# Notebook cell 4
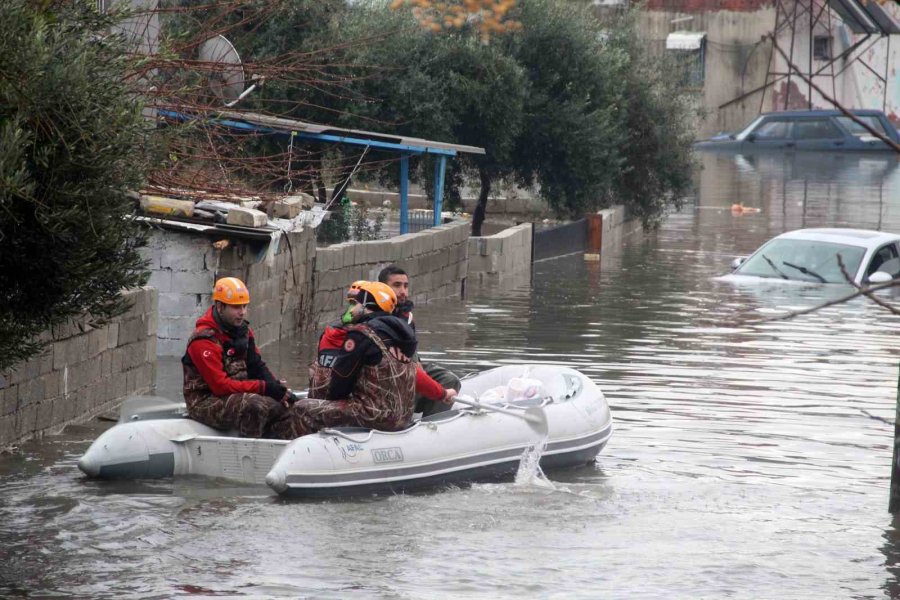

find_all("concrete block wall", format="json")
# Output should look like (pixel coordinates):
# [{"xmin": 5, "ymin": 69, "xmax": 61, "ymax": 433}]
[
  {"xmin": 217, "ymin": 229, "xmax": 317, "ymax": 352},
  {"xmin": 0, "ymin": 287, "xmax": 158, "ymax": 448},
  {"xmin": 467, "ymin": 223, "xmax": 533, "ymax": 285},
  {"xmin": 312, "ymin": 219, "xmax": 470, "ymax": 326},
  {"xmin": 145, "ymin": 228, "xmax": 317, "ymax": 356},
  {"xmin": 596, "ymin": 206, "xmax": 643, "ymax": 253}
]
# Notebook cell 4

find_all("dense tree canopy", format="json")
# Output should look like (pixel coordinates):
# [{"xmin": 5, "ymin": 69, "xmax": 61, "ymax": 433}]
[
  {"xmin": 332, "ymin": 0, "xmax": 697, "ymax": 233},
  {"xmin": 0, "ymin": 1, "xmax": 155, "ymax": 370}
]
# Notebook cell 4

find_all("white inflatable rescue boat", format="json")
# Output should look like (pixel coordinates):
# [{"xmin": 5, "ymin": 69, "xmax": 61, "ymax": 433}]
[{"xmin": 78, "ymin": 364, "xmax": 612, "ymax": 497}]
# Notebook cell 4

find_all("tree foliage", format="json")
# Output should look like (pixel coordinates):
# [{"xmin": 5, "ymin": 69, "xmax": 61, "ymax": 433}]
[
  {"xmin": 502, "ymin": 0, "xmax": 628, "ymax": 223},
  {"xmin": 155, "ymin": 0, "xmax": 696, "ymax": 233},
  {"xmin": 0, "ymin": 1, "xmax": 155, "ymax": 370}
]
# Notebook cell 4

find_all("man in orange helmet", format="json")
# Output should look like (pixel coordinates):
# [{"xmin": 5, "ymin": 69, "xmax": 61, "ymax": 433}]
[
  {"xmin": 182, "ymin": 276, "xmax": 293, "ymax": 438},
  {"xmin": 270, "ymin": 281, "xmax": 418, "ymax": 439}
]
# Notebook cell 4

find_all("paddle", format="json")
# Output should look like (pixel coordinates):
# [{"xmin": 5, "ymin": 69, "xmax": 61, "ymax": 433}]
[{"xmin": 454, "ymin": 395, "xmax": 549, "ymax": 436}]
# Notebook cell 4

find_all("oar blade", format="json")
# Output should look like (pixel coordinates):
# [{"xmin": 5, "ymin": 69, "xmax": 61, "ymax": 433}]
[{"xmin": 524, "ymin": 406, "xmax": 549, "ymax": 436}]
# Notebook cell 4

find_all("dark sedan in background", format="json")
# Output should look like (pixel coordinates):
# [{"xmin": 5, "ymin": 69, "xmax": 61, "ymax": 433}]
[{"xmin": 696, "ymin": 109, "xmax": 900, "ymax": 152}]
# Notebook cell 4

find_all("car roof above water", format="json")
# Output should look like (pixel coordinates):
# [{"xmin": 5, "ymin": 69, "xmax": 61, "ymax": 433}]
[
  {"xmin": 775, "ymin": 227, "xmax": 900, "ymax": 249},
  {"xmin": 757, "ymin": 109, "xmax": 887, "ymax": 119}
]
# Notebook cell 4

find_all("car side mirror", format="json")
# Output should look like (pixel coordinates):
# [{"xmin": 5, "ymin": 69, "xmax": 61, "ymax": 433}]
[
  {"xmin": 731, "ymin": 256, "xmax": 747, "ymax": 270},
  {"xmin": 746, "ymin": 133, "xmax": 757, "ymax": 143},
  {"xmin": 868, "ymin": 271, "xmax": 893, "ymax": 285}
]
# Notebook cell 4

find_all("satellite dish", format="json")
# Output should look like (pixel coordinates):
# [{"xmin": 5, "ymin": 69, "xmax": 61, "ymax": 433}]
[{"xmin": 198, "ymin": 35, "xmax": 245, "ymax": 103}]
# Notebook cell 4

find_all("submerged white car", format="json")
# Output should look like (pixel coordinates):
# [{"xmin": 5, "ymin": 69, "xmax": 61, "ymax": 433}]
[{"xmin": 720, "ymin": 228, "xmax": 900, "ymax": 285}]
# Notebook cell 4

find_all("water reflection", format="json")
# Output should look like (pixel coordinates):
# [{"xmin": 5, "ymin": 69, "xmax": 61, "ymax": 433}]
[{"xmin": 3, "ymin": 148, "xmax": 900, "ymax": 597}]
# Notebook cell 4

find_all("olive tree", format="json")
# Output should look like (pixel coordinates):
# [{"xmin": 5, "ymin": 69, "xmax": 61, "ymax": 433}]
[{"xmin": 0, "ymin": 1, "xmax": 155, "ymax": 371}]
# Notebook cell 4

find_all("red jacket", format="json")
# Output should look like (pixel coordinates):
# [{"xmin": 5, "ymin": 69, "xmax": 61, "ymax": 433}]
[
  {"xmin": 186, "ymin": 307, "xmax": 271, "ymax": 397},
  {"xmin": 317, "ymin": 322, "xmax": 445, "ymax": 401}
]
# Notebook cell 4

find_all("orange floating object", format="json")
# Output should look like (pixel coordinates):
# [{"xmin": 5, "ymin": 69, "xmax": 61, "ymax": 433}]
[{"xmin": 731, "ymin": 203, "xmax": 761, "ymax": 215}]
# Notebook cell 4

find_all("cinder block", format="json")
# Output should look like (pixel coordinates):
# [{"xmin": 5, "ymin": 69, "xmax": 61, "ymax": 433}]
[
  {"xmin": 159, "ymin": 292, "xmax": 203, "ymax": 317},
  {"xmin": 7, "ymin": 357, "xmax": 37, "ymax": 386},
  {"xmin": 147, "ymin": 268, "xmax": 172, "ymax": 294},
  {"xmin": 60, "ymin": 335, "xmax": 89, "ymax": 370},
  {"xmin": 132, "ymin": 364, "xmax": 153, "ymax": 393},
  {"xmin": 68, "ymin": 358, "xmax": 101, "ymax": 392},
  {"xmin": 171, "ymin": 271, "xmax": 213, "ymax": 295},
  {"xmin": 227, "ymin": 206, "xmax": 268, "ymax": 227},
  {"xmin": 0, "ymin": 387, "xmax": 18, "ymax": 417},
  {"xmin": 146, "ymin": 307, "xmax": 158, "ymax": 338},
  {"xmin": 100, "ymin": 352, "xmax": 113, "ymax": 377},
  {"xmin": 158, "ymin": 236, "xmax": 210, "ymax": 272},
  {"xmin": 273, "ymin": 196, "xmax": 304, "ymax": 219},
  {"xmin": 110, "ymin": 346, "xmax": 125, "ymax": 374},
  {"xmin": 105, "ymin": 322, "xmax": 119, "ymax": 350},
  {"xmin": 35, "ymin": 399, "xmax": 55, "ymax": 431},
  {"xmin": 16, "ymin": 401, "xmax": 38, "ymax": 436},
  {"xmin": 467, "ymin": 254, "xmax": 490, "ymax": 275},
  {"xmin": 164, "ymin": 316, "xmax": 197, "ymax": 343},
  {"xmin": 116, "ymin": 317, "xmax": 142, "ymax": 347},
  {"xmin": 0, "ymin": 414, "xmax": 16, "ymax": 448},
  {"xmin": 156, "ymin": 338, "xmax": 185, "ymax": 357},
  {"xmin": 112, "ymin": 371, "xmax": 128, "ymax": 399}
]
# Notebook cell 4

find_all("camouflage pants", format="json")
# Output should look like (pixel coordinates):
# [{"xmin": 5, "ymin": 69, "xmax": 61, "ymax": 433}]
[
  {"xmin": 268, "ymin": 398, "xmax": 361, "ymax": 440},
  {"xmin": 186, "ymin": 393, "xmax": 286, "ymax": 438},
  {"xmin": 414, "ymin": 362, "xmax": 461, "ymax": 417}
]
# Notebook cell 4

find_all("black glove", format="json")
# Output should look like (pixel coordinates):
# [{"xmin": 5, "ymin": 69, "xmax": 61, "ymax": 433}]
[{"xmin": 262, "ymin": 375, "xmax": 287, "ymax": 402}]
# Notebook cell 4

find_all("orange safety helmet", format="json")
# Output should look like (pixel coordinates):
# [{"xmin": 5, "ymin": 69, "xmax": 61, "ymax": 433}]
[
  {"xmin": 346, "ymin": 280, "xmax": 368, "ymax": 299},
  {"xmin": 212, "ymin": 277, "xmax": 250, "ymax": 305},
  {"xmin": 355, "ymin": 281, "xmax": 397, "ymax": 313}
]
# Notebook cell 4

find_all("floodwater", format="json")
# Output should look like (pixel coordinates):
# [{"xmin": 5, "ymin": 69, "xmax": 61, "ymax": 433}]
[{"xmin": 3, "ymin": 150, "xmax": 900, "ymax": 598}]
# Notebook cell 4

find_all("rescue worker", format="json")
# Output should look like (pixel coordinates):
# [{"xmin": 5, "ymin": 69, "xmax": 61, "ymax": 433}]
[
  {"xmin": 378, "ymin": 264, "xmax": 461, "ymax": 416},
  {"xmin": 182, "ymin": 277, "xmax": 292, "ymax": 438},
  {"xmin": 269, "ymin": 281, "xmax": 418, "ymax": 439},
  {"xmin": 310, "ymin": 280, "xmax": 456, "ymax": 408}
]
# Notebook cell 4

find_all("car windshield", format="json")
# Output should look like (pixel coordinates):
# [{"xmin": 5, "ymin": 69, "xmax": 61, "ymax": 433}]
[
  {"xmin": 736, "ymin": 238, "xmax": 866, "ymax": 283},
  {"xmin": 836, "ymin": 116, "xmax": 887, "ymax": 137},
  {"xmin": 736, "ymin": 116, "xmax": 765, "ymax": 140}
]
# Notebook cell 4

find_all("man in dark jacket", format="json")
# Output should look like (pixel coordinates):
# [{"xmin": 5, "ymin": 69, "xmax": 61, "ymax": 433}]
[
  {"xmin": 182, "ymin": 277, "xmax": 292, "ymax": 438},
  {"xmin": 378, "ymin": 265, "xmax": 461, "ymax": 416},
  {"xmin": 269, "ymin": 281, "xmax": 418, "ymax": 439},
  {"xmin": 309, "ymin": 280, "xmax": 456, "ymax": 407}
]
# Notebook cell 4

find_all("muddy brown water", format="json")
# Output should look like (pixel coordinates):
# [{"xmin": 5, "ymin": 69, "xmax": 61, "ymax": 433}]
[{"xmin": 3, "ymin": 150, "xmax": 900, "ymax": 598}]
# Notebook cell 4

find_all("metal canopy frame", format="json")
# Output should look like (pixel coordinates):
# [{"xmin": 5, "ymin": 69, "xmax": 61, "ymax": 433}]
[
  {"xmin": 157, "ymin": 108, "xmax": 485, "ymax": 234},
  {"xmin": 719, "ymin": 0, "xmax": 896, "ymax": 114}
]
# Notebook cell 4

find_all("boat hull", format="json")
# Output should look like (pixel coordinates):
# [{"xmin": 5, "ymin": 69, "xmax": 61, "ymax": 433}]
[
  {"xmin": 78, "ymin": 364, "xmax": 613, "ymax": 497},
  {"xmin": 268, "ymin": 364, "xmax": 612, "ymax": 497}
]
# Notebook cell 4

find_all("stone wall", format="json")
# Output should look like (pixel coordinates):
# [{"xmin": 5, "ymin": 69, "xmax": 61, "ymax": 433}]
[
  {"xmin": 144, "ymin": 228, "xmax": 317, "ymax": 356},
  {"xmin": 0, "ymin": 287, "xmax": 158, "ymax": 448},
  {"xmin": 467, "ymin": 223, "xmax": 533, "ymax": 285},
  {"xmin": 312, "ymin": 220, "xmax": 470, "ymax": 326},
  {"xmin": 467, "ymin": 208, "xmax": 642, "ymax": 284}
]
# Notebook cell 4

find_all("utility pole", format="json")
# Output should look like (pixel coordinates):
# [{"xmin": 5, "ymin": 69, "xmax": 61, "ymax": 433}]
[{"xmin": 889, "ymin": 364, "xmax": 900, "ymax": 512}]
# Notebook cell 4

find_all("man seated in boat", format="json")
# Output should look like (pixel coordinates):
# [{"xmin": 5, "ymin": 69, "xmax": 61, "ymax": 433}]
[
  {"xmin": 182, "ymin": 277, "xmax": 294, "ymax": 438},
  {"xmin": 311, "ymin": 280, "xmax": 457, "ymax": 411},
  {"xmin": 378, "ymin": 265, "xmax": 462, "ymax": 416},
  {"xmin": 268, "ymin": 281, "xmax": 419, "ymax": 439}
]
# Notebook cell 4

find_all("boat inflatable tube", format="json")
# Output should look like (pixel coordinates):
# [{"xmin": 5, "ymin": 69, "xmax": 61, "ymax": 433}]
[{"xmin": 78, "ymin": 365, "xmax": 612, "ymax": 497}]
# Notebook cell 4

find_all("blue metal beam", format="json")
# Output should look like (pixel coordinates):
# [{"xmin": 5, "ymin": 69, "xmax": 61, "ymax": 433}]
[
  {"xmin": 400, "ymin": 156, "xmax": 410, "ymax": 235},
  {"xmin": 157, "ymin": 109, "xmax": 458, "ymax": 156},
  {"xmin": 433, "ymin": 155, "xmax": 447, "ymax": 227},
  {"xmin": 292, "ymin": 131, "xmax": 457, "ymax": 156}
]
